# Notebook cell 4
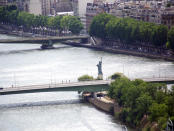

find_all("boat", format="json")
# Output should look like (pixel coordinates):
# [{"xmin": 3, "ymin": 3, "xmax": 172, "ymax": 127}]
[{"xmin": 40, "ymin": 40, "xmax": 54, "ymax": 49}]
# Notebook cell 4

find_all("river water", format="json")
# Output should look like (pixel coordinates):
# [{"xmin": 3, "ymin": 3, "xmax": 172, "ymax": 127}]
[{"xmin": 0, "ymin": 34, "xmax": 174, "ymax": 131}]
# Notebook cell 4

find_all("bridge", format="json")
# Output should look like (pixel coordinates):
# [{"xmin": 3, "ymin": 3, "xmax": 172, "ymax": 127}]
[
  {"xmin": 0, "ymin": 35, "xmax": 89, "ymax": 44},
  {"xmin": 0, "ymin": 80, "xmax": 110, "ymax": 95},
  {"xmin": 140, "ymin": 77, "xmax": 174, "ymax": 84},
  {"xmin": 0, "ymin": 77, "xmax": 174, "ymax": 95}
]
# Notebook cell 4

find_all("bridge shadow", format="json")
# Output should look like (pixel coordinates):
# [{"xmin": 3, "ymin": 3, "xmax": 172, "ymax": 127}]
[
  {"xmin": 0, "ymin": 45, "xmax": 71, "ymax": 56},
  {"xmin": 0, "ymin": 99, "xmax": 84, "ymax": 109}
]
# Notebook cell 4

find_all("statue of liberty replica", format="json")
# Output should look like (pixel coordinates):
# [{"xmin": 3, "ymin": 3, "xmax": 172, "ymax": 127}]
[{"xmin": 97, "ymin": 57, "xmax": 103, "ymax": 80}]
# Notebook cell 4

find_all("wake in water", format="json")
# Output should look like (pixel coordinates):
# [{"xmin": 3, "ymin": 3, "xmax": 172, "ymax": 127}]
[{"xmin": 0, "ymin": 99, "xmax": 84, "ymax": 109}]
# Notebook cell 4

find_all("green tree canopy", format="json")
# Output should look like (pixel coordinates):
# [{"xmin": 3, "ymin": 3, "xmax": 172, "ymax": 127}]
[{"xmin": 168, "ymin": 26, "xmax": 174, "ymax": 50}]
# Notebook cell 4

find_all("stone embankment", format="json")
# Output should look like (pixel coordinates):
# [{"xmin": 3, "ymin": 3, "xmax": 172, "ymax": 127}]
[
  {"xmin": 84, "ymin": 93, "xmax": 161, "ymax": 131},
  {"xmin": 83, "ymin": 92, "xmax": 121, "ymax": 114},
  {"xmin": 63, "ymin": 41, "xmax": 174, "ymax": 62},
  {"xmin": 88, "ymin": 97, "xmax": 114, "ymax": 112}
]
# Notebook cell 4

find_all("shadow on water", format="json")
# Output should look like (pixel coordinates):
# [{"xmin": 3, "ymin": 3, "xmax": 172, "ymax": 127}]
[
  {"xmin": 0, "ymin": 99, "xmax": 84, "ymax": 109},
  {"xmin": 0, "ymin": 46, "xmax": 71, "ymax": 56}
]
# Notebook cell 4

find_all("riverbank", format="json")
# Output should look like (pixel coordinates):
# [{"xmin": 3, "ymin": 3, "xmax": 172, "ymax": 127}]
[
  {"xmin": 63, "ymin": 41, "xmax": 174, "ymax": 62},
  {"xmin": 1, "ymin": 23, "xmax": 174, "ymax": 61},
  {"xmin": 82, "ymin": 92, "xmax": 160, "ymax": 131},
  {"xmin": 82, "ymin": 92, "xmax": 129, "ymax": 130}
]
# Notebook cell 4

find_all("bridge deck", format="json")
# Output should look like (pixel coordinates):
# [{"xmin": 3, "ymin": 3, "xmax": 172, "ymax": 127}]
[
  {"xmin": 141, "ymin": 77, "xmax": 174, "ymax": 83},
  {"xmin": 0, "ymin": 80, "xmax": 110, "ymax": 95},
  {"xmin": 0, "ymin": 35, "xmax": 89, "ymax": 44},
  {"xmin": 0, "ymin": 77, "xmax": 174, "ymax": 95}
]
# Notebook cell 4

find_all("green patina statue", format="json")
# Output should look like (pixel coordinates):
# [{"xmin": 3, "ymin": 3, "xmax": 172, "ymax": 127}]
[{"xmin": 97, "ymin": 57, "xmax": 103, "ymax": 80}]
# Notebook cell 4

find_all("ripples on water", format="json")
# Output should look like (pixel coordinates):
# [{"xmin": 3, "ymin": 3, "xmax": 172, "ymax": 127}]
[
  {"xmin": 0, "ymin": 34, "xmax": 173, "ymax": 131},
  {"xmin": 0, "ymin": 92, "xmax": 125, "ymax": 131},
  {"xmin": 0, "ymin": 41, "xmax": 174, "ymax": 87}
]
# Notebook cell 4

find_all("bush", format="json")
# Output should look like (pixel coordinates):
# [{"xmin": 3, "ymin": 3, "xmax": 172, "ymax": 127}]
[
  {"xmin": 78, "ymin": 74, "xmax": 94, "ymax": 81},
  {"xmin": 109, "ymin": 72, "xmax": 125, "ymax": 80}
]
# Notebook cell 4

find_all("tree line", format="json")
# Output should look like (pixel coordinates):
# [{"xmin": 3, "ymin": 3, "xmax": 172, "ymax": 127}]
[
  {"xmin": 89, "ymin": 13, "xmax": 174, "ymax": 51},
  {"xmin": 108, "ymin": 75, "xmax": 174, "ymax": 130},
  {"xmin": 0, "ymin": 5, "xmax": 83, "ymax": 34}
]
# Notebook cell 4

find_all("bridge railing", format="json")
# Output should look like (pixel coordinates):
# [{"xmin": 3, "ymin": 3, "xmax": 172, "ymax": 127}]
[{"xmin": 1, "ymin": 80, "xmax": 111, "ymax": 90}]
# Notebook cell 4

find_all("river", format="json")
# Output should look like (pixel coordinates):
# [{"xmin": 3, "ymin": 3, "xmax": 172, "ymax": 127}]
[{"xmin": 0, "ymin": 34, "xmax": 174, "ymax": 131}]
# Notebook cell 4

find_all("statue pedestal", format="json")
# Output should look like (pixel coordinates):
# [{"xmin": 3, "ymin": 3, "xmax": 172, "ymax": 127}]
[{"xmin": 97, "ymin": 74, "xmax": 103, "ymax": 80}]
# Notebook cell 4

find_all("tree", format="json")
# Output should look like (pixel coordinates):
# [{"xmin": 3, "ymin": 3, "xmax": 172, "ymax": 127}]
[
  {"xmin": 167, "ymin": 26, "xmax": 174, "ymax": 50},
  {"xmin": 136, "ymin": 93, "xmax": 153, "ymax": 115},
  {"xmin": 78, "ymin": 74, "xmax": 94, "ymax": 81},
  {"xmin": 68, "ymin": 16, "xmax": 83, "ymax": 34},
  {"xmin": 89, "ymin": 13, "xmax": 113, "ymax": 38},
  {"xmin": 47, "ymin": 16, "xmax": 62, "ymax": 29},
  {"xmin": 108, "ymin": 74, "xmax": 171, "ymax": 127},
  {"xmin": 60, "ymin": 16, "xmax": 83, "ymax": 34},
  {"xmin": 109, "ymin": 72, "xmax": 125, "ymax": 80},
  {"xmin": 8, "ymin": 10, "xmax": 19, "ymax": 24},
  {"xmin": 153, "ymin": 25, "xmax": 168, "ymax": 46},
  {"xmin": 149, "ymin": 103, "xmax": 168, "ymax": 121},
  {"xmin": 90, "ymin": 13, "xmax": 169, "ymax": 48}
]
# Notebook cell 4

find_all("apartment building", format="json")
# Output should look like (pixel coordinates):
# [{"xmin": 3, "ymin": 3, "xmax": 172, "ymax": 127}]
[
  {"xmin": 161, "ymin": 7, "xmax": 174, "ymax": 28},
  {"xmin": 0, "ymin": 0, "xmax": 7, "ymax": 6},
  {"xmin": 42, "ymin": 0, "xmax": 51, "ymax": 15},
  {"xmin": 86, "ymin": 3, "xmax": 105, "ymax": 31},
  {"xmin": 16, "ymin": 0, "xmax": 51, "ymax": 16}
]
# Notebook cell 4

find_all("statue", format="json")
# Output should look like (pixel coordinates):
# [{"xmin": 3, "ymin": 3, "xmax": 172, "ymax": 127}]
[
  {"xmin": 97, "ymin": 57, "xmax": 103, "ymax": 80},
  {"xmin": 166, "ymin": 118, "xmax": 173, "ymax": 131}
]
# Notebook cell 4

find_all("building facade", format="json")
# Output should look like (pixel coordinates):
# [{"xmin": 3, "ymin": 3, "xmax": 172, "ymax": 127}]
[
  {"xmin": 161, "ymin": 7, "xmax": 174, "ymax": 28},
  {"xmin": 0, "ymin": 0, "xmax": 7, "ymax": 6},
  {"xmin": 16, "ymin": 0, "xmax": 51, "ymax": 16}
]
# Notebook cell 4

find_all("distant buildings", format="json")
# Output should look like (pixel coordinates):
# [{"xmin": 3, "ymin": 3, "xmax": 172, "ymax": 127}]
[
  {"xmin": 161, "ymin": 7, "xmax": 174, "ymax": 28},
  {"xmin": 86, "ymin": 0, "xmax": 174, "ymax": 31},
  {"xmin": 0, "ymin": 0, "xmax": 7, "ymax": 6},
  {"xmin": 15, "ymin": 0, "xmax": 51, "ymax": 15},
  {"xmin": 9, "ymin": 0, "xmax": 72, "ymax": 16},
  {"xmin": 86, "ymin": 1, "xmax": 114, "ymax": 31},
  {"xmin": 3, "ymin": 0, "xmax": 174, "ymax": 31}
]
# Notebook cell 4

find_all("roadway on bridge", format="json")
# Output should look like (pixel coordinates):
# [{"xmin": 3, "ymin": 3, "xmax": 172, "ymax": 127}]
[
  {"xmin": 0, "ymin": 80, "xmax": 111, "ymax": 95},
  {"xmin": 0, "ymin": 77, "xmax": 174, "ymax": 95}
]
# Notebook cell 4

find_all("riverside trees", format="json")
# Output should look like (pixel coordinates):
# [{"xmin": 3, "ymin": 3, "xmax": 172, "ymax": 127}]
[
  {"xmin": 108, "ymin": 76, "xmax": 174, "ymax": 130},
  {"xmin": 0, "ymin": 5, "xmax": 83, "ymax": 35},
  {"xmin": 90, "ymin": 13, "xmax": 174, "ymax": 51}
]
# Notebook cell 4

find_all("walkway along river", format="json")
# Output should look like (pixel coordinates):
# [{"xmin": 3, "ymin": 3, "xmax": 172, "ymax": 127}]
[{"xmin": 1, "ymin": 34, "xmax": 174, "ymax": 130}]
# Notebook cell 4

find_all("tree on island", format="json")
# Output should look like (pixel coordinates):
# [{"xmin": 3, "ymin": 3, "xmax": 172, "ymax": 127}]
[{"xmin": 108, "ymin": 73, "xmax": 174, "ymax": 130}]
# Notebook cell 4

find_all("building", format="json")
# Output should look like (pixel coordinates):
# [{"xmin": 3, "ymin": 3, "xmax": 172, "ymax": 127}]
[
  {"xmin": 16, "ymin": 0, "xmax": 51, "ymax": 16},
  {"xmin": 0, "ymin": 0, "xmax": 7, "ymax": 6},
  {"xmin": 42, "ymin": 0, "xmax": 51, "ymax": 15},
  {"xmin": 86, "ymin": 1, "xmax": 113, "ymax": 31},
  {"xmin": 161, "ymin": 7, "xmax": 174, "ymax": 28},
  {"xmin": 86, "ymin": 3, "xmax": 103, "ymax": 31}
]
